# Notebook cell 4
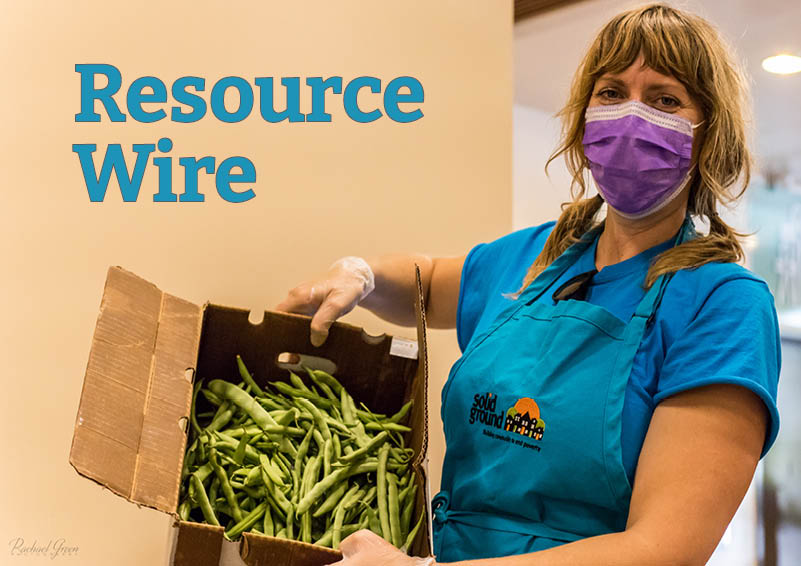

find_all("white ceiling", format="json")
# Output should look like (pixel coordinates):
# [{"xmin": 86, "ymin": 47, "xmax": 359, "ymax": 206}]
[{"xmin": 514, "ymin": 0, "xmax": 801, "ymax": 183}]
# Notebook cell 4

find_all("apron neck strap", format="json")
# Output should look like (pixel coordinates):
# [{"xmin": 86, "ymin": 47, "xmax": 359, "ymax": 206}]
[
  {"xmin": 632, "ymin": 214, "xmax": 697, "ymax": 322},
  {"xmin": 519, "ymin": 214, "xmax": 697, "ymax": 313},
  {"xmin": 520, "ymin": 224, "xmax": 604, "ymax": 304}
]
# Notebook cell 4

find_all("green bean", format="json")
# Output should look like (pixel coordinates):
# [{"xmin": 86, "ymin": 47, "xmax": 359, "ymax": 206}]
[
  {"xmin": 295, "ymin": 463, "xmax": 362, "ymax": 515},
  {"xmin": 245, "ymin": 466, "xmax": 262, "ymax": 487},
  {"xmin": 261, "ymin": 468, "xmax": 291, "ymax": 517},
  {"xmin": 338, "ymin": 431, "xmax": 389, "ymax": 463},
  {"xmin": 178, "ymin": 500, "xmax": 191, "ymax": 521},
  {"xmin": 323, "ymin": 416, "xmax": 352, "ymax": 435},
  {"xmin": 208, "ymin": 380, "xmax": 278, "ymax": 429},
  {"xmin": 209, "ymin": 447, "xmax": 243, "ymax": 523},
  {"xmin": 209, "ymin": 477, "xmax": 220, "ymax": 509},
  {"xmin": 181, "ymin": 439, "xmax": 198, "ymax": 481},
  {"xmin": 194, "ymin": 462, "xmax": 213, "ymax": 483},
  {"xmin": 299, "ymin": 455, "xmax": 319, "ymax": 543},
  {"xmin": 233, "ymin": 430, "xmax": 251, "ymax": 465},
  {"xmin": 388, "ymin": 400, "xmax": 413, "ymax": 424},
  {"xmin": 323, "ymin": 438, "xmax": 332, "ymax": 478},
  {"xmin": 241, "ymin": 496, "xmax": 254, "ymax": 512},
  {"xmin": 306, "ymin": 367, "xmax": 339, "ymax": 403},
  {"xmin": 313, "ymin": 482, "xmax": 348, "ymax": 518},
  {"xmin": 277, "ymin": 435, "xmax": 298, "ymax": 459},
  {"xmin": 376, "ymin": 444, "xmax": 391, "ymax": 541},
  {"xmin": 365, "ymin": 507, "xmax": 382, "ymax": 536},
  {"xmin": 201, "ymin": 389, "xmax": 223, "ymax": 406},
  {"xmin": 207, "ymin": 401, "xmax": 234, "ymax": 432},
  {"xmin": 332, "ymin": 433, "xmax": 342, "ymax": 460},
  {"xmin": 293, "ymin": 426, "xmax": 314, "ymax": 502},
  {"xmin": 236, "ymin": 355, "xmax": 265, "ymax": 397},
  {"xmin": 289, "ymin": 371, "xmax": 312, "ymax": 394},
  {"xmin": 297, "ymin": 398, "xmax": 332, "ymax": 441},
  {"xmin": 399, "ymin": 480, "xmax": 416, "ymax": 511},
  {"xmin": 314, "ymin": 523, "xmax": 361, "ymax": 548},
  {"xmin": 269, "ymin": 409, "xmax": 295, "ymax": 426},
  {"xmin": 404, "ymin": 512, "xmax": 425, "ymax": 551},
  {"xmin": 333, "ymin": 484, "xmax": 361, "ymax": 549},
  {"xmin": 356, "ymin": 486, "xmax": 378, "ymax": 510},
  {"xmin": 400, "ymin": 490, "xmax": 415, "ymax": 540},
  {"xmin": 259, "ymin": 453, "xmax": 286, "ymax": 487},
  {"xmin": 190, "ymin": 379, "xmax": 204, "ymax": 437},
  {"xmin": 211, "ymin": 432, "xmax": 261, "ymax": 465},
  {"xmin": 341, "ymin": 388, "xmax": 355, "ymax": 426},
  {"xmin": 285, "ymin": 504, "xmax": 294, "ymax": 539},
  {"xmin": 257, "ymin": 397, "xmax": 288, "ymax": 411},
  {"xmin": 388, "ymin": 473, "xmax": 402, "ymax": 547},
  {"xmin": 355, "ymin": 401, "xmax": 388, "ymax": 421},
  {"xmin": 310, "ymin": 369, "xmax": 345, "ymax": 396},
  {"xmin": 242, "ymin": 485, "xmax": 267, "ymax": 500},
  {"xmin": 342, "ymin": 486, "xmax": 366, "ymax": 524},
  {"xmin": 275, "ymin": 527, "xmax": 287, "ymax": 539},
  {"xmin": 225, "ymin": 502, "xmax": 267, "ymax": 540},
  {"xmin": 312, "ymin": 428, "xmax": 326, "ymax": 453},
  {"xmin": 364, "ymin": 422, "xmax": 412, "ymax": 433},
  {"xmin": 273, "ymin": 453, "xmax": 292, "ymax": 477},
  {"xmin": 191, "ymin": 473, "xmax": 220, "ymax": 526},
  {"xmin": 226, "ymin": 424, "xmax": 305, "ymax": 438},
  {"xmin": 263, "ymin": 504, "xmax": 274, "ymax": 537}
]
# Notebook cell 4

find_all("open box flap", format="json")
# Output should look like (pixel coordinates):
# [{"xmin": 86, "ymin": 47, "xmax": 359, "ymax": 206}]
[
  {"xmin": 411, "ymin": 263, "xmax": 429, "ymax": 469},
  {"xmin": 69, "ymin": 266, "xmax": 202, "ymax": 514}
]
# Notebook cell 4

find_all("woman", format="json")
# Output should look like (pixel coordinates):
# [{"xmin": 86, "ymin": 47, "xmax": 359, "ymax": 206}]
[{"xmin": 276, "ymin": 4, "xmax": 781, "ymax": 565}]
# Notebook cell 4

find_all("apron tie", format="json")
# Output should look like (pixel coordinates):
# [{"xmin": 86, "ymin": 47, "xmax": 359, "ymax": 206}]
[{"xmin": 432, "ymin": 491, "xmax": 451, "ymax": 525}]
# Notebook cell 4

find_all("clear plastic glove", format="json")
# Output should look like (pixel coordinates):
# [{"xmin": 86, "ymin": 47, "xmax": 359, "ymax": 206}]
[
  {"xmin": 326, "ymin": 529, "xmax": 436, "ymax": 566},
  {"xmin": 274, "ymin": 256, "xmax": 375, "ymax": 347}
]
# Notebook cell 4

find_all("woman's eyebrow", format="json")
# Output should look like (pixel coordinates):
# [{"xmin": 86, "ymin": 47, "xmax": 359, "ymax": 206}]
[
  {"xmin": 643, "ymin": 82, "xmax": 688, "ymax": 95},
  {"xmin": 595, "ymin": 76, "xmax": 627, "ymax": 89}
]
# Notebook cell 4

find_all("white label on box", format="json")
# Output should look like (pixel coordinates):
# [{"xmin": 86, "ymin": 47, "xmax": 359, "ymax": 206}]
[{"xmin": 390, "ymin": 337, "xmax": 418, "ymax": 359}]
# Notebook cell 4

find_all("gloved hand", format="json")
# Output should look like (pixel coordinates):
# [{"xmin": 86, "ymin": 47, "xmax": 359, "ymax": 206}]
[
  {"xmin": 275, "ymin": 256, "xmax": 375, "ymax": 347},
  {"xmin": 327, "ymin": 529, "xmax": 436, "ymax": 566}
]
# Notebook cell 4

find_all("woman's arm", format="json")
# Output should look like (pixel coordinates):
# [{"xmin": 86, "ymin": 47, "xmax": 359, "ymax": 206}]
[
  {"xmin": 448, "ymin": 383, "xmax": 768, "ymax": 566},
  {"xmin": 358, "ymin": 254, "xmax": 465, "ymax": 329},
  {"xmin": 275, "ymin": 254, "xmax": 465, "ymax": 345}
]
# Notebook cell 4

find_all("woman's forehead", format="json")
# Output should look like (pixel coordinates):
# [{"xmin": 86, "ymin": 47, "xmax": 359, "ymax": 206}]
[{"xmin": 596, "ymin": 64, "xmax": 687, "ymax": 91}]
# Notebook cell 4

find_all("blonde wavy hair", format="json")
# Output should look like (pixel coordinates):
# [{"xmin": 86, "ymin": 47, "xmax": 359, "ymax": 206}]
[{"xmin": 513, "ymin": 2, "xmax": 752, "ymax": 296}]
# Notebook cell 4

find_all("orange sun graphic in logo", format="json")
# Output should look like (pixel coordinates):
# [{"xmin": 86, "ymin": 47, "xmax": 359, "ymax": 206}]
[
  {"xmin": 513, "ymin": 397, "xmax": 540, "ymax": 420},
  {"xmin": 505, "ymin": 397, "xmax": 545, "ymax": 440}
]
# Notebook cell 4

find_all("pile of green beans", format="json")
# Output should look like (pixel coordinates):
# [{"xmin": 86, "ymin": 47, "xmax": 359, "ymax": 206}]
[{"xmin": 178, "ymin": 355, "xmax": 425, "ymax": 553}]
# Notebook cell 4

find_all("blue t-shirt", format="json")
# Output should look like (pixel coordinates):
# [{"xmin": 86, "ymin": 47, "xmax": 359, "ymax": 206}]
[{"xmin": 457, "ymin": 221, "xmax": 781, "ymax": 484}]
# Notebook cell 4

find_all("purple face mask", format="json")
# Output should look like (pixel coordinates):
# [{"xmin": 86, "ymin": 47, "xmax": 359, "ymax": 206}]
[{"xmin": 582, "ymin": 100, "xmax": 697, "ymax": 219}]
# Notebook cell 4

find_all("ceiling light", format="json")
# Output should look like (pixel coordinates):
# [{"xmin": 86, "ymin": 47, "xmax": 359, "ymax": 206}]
[{"xmin": 762, "ymin": 54, "xmax": 801, "ymax": 75}]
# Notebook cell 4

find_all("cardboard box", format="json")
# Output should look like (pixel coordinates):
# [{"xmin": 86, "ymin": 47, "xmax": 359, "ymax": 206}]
[{"xmin": 69, "ymin": 266, "xmax": 432, "ymax": 565}]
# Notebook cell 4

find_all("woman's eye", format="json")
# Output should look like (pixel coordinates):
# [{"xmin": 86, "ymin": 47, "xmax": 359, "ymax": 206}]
[
  {"xmin": 657, "ymin": 95, "xmax": 680, "ymax": 108},
  {"xmin": 598, "ymin": 89, "xmax": 620, "ymax": 100}
]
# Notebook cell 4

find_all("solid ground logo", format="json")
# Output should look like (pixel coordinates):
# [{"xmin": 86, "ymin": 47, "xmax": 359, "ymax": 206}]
[
  {"xmin": 504, "ymin": 397, "xmax": 545, "ymax": 441},
  {"xmin": 469, "ymin": 392, "xmax": 546, "ymax": 444}
]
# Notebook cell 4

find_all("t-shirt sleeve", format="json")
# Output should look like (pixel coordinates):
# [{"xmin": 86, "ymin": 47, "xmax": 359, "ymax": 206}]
[
  {"xmin": 456, "ymin": 221, "xmax": 556, "ymax": 353},
  {"xmin": 655, "ymin": 276, "xmax": 781, "ymax": 457},
  {"xmin": 456, "ymin": 241, "xmax": 487, "ymax": 352}
]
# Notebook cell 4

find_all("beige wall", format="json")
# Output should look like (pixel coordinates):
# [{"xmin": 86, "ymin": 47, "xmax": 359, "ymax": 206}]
[{"xmin": 0, "ymin": 2, "xmax": 512, "ymax": 564}]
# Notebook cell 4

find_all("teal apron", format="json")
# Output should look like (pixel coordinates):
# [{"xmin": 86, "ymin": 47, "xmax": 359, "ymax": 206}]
[{"xmin": 432, "ymin": 218, "xmax": 695, "ymax": 562}]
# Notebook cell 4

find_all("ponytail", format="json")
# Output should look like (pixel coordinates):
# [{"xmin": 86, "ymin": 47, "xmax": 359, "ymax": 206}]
[{"xmin": 509, "ymin": 195, "xmax": 604, "ymax": 299}]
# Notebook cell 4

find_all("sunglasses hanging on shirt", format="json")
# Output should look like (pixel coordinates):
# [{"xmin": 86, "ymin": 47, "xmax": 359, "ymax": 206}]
[{"xmin": 551, "ymin": 269, "xmax": 598, "ymax": 302}]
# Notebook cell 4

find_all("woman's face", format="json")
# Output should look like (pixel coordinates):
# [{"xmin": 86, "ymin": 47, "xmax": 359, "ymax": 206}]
[{"xmin": 588, "ymin": 54, "xmax": 703, "ymax": 126}]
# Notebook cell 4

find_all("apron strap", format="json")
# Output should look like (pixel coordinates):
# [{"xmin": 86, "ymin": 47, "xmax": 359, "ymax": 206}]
[
  {"xmin": 632, "ymin": 214, "xmax": 697, "ymax": 323},
  {"xmin": 519, "ymin": 225, "xmax": 604, "ymax": 305}
]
